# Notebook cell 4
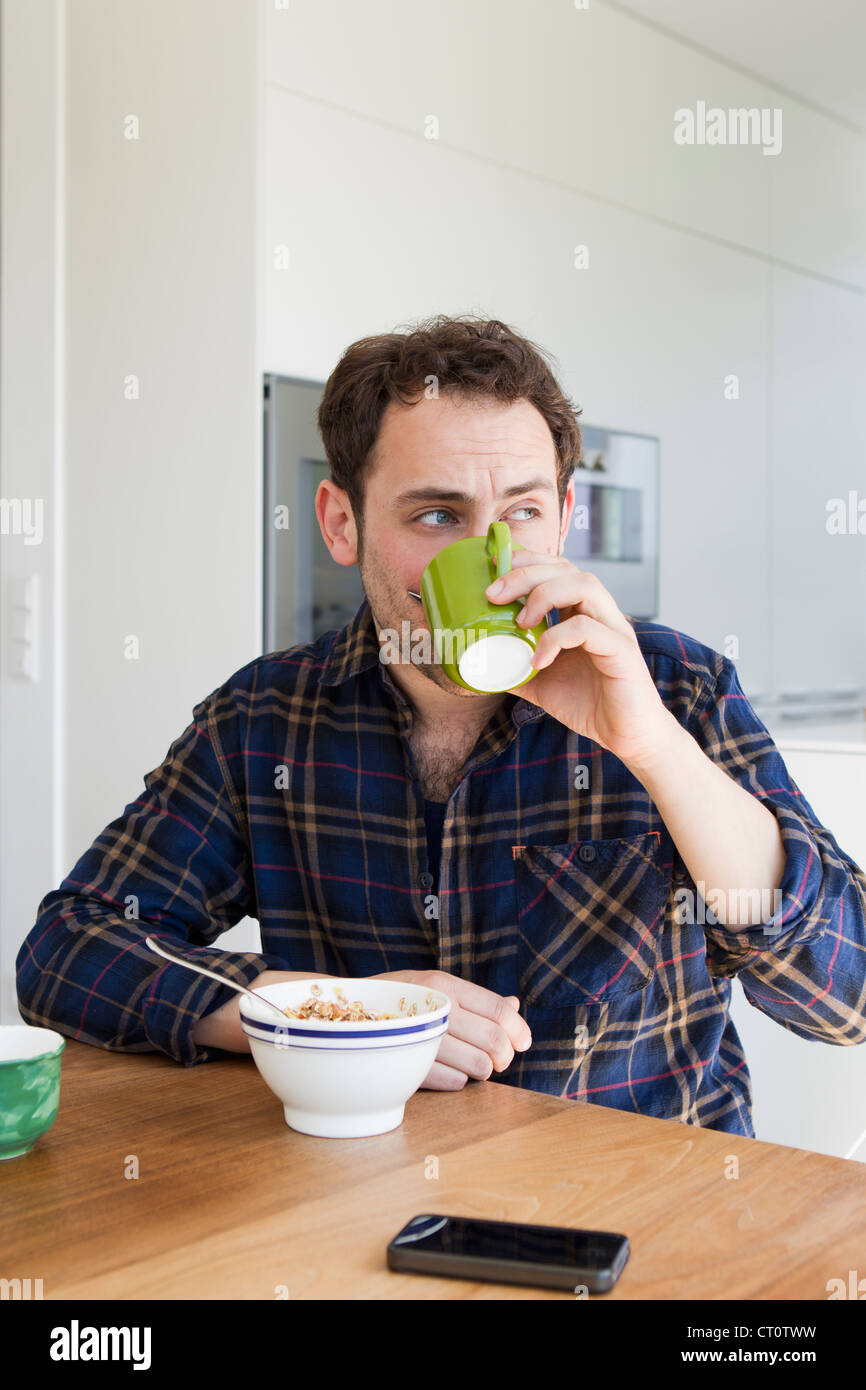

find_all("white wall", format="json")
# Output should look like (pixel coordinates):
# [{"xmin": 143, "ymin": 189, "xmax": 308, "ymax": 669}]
[
  {"xmin": 60, "ymin": 0, "xmax": 262, "ymax": 862},
  {"xmin": 1, "ymin": 0, "xmax": 264, "ymax": 1010},
  {"xmin": 0, "ymin": 0, "xmax": 65, "ymax": 1025}
]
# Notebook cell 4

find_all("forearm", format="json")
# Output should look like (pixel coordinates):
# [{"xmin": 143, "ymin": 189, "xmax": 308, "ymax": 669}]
[
  {"xmin": 628, "ymin": 710, "xmax": 787, "ymax": 925},
  {"xmin": 192, "ymin": 969, "xmax": 333, "ymax": 1052},
  {"xmin": 191, "ymin": 996, "xmax": 254, "ymax": 1053}
]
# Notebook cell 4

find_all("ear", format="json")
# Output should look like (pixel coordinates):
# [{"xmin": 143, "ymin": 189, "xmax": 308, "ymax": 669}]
[
  {"xmin": 315, "ymin": 479, "xmax": 360, "ymax": 566},
  {"xmin": 559, "ymin": 474, "xmax": 576, "ymax": 553}
]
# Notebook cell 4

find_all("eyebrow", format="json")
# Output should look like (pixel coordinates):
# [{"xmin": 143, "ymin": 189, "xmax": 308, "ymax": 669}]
[{"xmin": 391, "ymin": 475, "xmax": 556, "ymax": 508}]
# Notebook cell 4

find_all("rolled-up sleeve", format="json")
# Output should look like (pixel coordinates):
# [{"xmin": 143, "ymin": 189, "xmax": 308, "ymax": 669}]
[
  {"xmin": 16, "ymin": 690, "xmax": 288, "ymax": 1065},
  {"xmin": 684, "ymin": 657, "xmax": 866, "ymax": 1045}
]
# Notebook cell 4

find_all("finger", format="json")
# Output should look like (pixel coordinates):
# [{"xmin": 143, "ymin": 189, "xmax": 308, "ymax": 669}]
[
  {"xmin": 420, "ymin": 1060, "xmax": 469, "ymax": 1091},
  {"xmin": 522, "ymin": 575, "xmax": 632, "ymax": 639},
  {"xmin": 437, "ymin": 1027, "xmax": 512, "ymax": 1079},
  {"xmin": 506, "ymin": 549, "xmax": 563, "ymax": 567},
  {"xmin": 531, "ymin": 612, "xmax": 632, "ymax": 672},
  {"xmin": 486, "ymin": 559, "xmax": 569, "ymax": 603},
  {"xmin": 490, "ymin": 566, "xmax": 631, "ymax": 637},
  {"xmin": 448, "ymin": 1004, "xmax": 528, "ymax": 1066},
  {"xmin": 436, "ymin": 975, "xmax": 531, "ymax": 1050}
]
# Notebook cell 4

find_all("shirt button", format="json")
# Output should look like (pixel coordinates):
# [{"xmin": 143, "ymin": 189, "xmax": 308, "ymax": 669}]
[
  {"xmin": 408, "ymin": 764, "xmax": 419, "ymax": 779},
  {"xmin": 419, "ymin": 872, "xmax": 434, "ymax": 890},
  {"xmin": 578, "ymin": 844, "xmax": 596, "ymax": 863}
]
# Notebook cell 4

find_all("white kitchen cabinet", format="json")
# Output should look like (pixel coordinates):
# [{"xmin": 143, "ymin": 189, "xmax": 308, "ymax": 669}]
[{"xmin": 730, "ymin": 722, "xmax": 866, "ymax": 1161}]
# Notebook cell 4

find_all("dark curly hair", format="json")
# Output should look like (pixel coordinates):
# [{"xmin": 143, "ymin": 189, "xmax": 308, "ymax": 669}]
[{"xmin": 317, "ymin": 313, "xmax": 582, "ymax": 550}]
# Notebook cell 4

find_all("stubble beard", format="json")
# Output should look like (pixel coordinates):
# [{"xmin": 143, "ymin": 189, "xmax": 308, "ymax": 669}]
[{"xmin": 358, "ymin": 543, "xmax": 487, "ymax": 703}]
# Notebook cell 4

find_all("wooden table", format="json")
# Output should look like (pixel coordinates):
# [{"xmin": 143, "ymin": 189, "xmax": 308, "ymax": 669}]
[{"xmin": 2, "ymin": 1039, "xmax": 864, "ymax": 1299}]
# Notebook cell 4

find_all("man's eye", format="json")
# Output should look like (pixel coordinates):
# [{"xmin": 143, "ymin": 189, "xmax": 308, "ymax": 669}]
[{"xmin": 415, "ymin": 506, "xmax": 541, "ymax": 527}]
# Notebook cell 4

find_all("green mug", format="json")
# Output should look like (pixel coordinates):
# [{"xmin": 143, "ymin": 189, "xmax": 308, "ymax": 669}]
[{"xmin": 420, "ymin": 521, "xmax": 551, "ymax": 693}]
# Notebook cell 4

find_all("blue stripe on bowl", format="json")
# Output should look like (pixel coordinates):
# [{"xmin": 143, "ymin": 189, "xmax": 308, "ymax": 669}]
[
  {"xmin": 244, "ymin": 1040, "xmax": 445, "ymax": 1053},
  {"xmin": 242, "ymin": 1015, "xmax": 447, "ymax": 1040},
  {"xmin": 241, "ymin": 1024, "xmax": 448, "ymax": 1051}
]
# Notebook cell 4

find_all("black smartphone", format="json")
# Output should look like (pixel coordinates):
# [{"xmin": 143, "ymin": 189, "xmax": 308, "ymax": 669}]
[{"xmin": 387, "ymin": 1213, "xmax": 630, "ymax": 1294}]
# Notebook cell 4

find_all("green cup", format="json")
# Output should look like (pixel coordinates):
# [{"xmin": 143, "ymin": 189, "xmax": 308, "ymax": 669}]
[
  {"xmin": 420, "ymin": 521, "xmax": 551, "ymax": 692},
  {"xmin": 0, "ymin": 1026, "xmax": 65, "ymax": 1160}
]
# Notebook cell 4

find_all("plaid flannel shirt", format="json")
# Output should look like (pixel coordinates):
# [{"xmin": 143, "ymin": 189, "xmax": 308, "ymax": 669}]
[{"xmin": 17, "ymin": 597, "xmax": 866, "ymax": 1136}]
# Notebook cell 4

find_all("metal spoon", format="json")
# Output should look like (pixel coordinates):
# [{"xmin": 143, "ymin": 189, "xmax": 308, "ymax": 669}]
[{"xmin": 144, "ymin": 935, "xmax": 292, "ymax": 1023}]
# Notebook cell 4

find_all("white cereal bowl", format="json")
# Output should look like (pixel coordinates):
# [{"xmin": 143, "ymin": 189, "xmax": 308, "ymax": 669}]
[{"xmin": 239, "ymin": 978, "xmax": 451, "ymax": 1138}]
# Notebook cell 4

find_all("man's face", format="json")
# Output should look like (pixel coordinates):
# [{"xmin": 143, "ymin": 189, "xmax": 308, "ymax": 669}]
[{"xmin": 352, "ymin": 393, "xmax": 573, "ymax": 699}]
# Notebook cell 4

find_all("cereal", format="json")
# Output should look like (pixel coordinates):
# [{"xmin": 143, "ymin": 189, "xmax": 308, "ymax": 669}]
[
  {"xmin": 283, "ymin": 995, "xmax": 396, "ymax": 1022},
  {"xmin": 281, "ymin": 986, "xmax": 436, "ymax": 1022}
]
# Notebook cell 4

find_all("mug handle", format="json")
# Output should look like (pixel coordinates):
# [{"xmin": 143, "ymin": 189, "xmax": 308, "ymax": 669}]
[{"xmin": 485, "ymin": 521, "xmax": 512, "ymax": 581}]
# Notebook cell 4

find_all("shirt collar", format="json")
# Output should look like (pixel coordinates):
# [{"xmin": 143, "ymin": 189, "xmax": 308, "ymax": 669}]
[
  {"xmin": 318, "ymin": 597, "xmax": 545, "ymax": 728},
  {"xmin": 318, "ymin": 596, "xmax": 382, "ymax": 687}
]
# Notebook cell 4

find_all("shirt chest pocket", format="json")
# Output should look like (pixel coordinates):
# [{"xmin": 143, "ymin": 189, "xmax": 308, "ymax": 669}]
[{"xmin": 514, "ymin": 833, "xmax": 670, "ymax": 1009}]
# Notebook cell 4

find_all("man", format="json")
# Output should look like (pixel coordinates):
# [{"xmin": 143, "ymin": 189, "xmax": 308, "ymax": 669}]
[{"xmin": 18, "ymin": 314, "xmax": 866, "ymax": 1136}]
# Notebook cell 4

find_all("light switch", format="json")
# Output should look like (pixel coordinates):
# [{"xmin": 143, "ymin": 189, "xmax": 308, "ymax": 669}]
[{"xmin": 9, "ymin": 574, "xmax": 39, "ymax": 681}]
